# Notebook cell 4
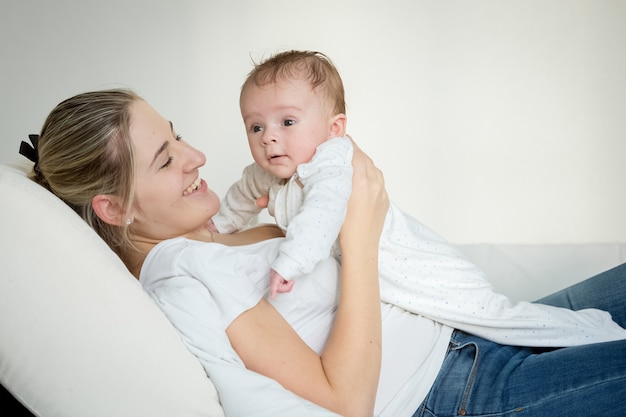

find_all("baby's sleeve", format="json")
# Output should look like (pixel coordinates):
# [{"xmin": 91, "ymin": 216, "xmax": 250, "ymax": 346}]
[
  {"xmin": 273, "ymin": 137, "xmax": 353, "ymax": 280},
  {"xmin": 212, "ymin": 163, "xmax": 278, "ymax": 233}
]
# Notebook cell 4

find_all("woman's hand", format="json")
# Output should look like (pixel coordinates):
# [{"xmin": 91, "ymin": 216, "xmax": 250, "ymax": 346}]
[{"xmin": 340, "ymin": 139, "xmax": 389, "ymax": 252}]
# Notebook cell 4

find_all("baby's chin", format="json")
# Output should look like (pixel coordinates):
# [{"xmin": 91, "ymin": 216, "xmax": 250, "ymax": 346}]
[
  {"xmin": 275, "ymin": 170, "xmax": 297, "ymax": 180},
  {"xmin": 265, "ymin": 164, "xmax": 297, "ymax": 179}
]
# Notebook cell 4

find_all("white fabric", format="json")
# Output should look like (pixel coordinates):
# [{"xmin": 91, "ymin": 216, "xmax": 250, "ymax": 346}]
[
  {"xmin": 457, "ymin": 243, "xmax": 626, "ymax": 303},
  {"xmin": 0, "ymin": 164, "xmax": 224, "ymax": 417},
  {"xmin": 211, "ymin": 137, "xmax": 626, "ymax": 347},
  {"xmin": 376, "ymin": 304, "xmax": 452, "ymax": 417},
  {"xmin": 212, "ymin": 137, "xmax": 352, "ymax": 280},
  {"xmin": 140, "ymin": 237, "xmax": 453, "ymax": 417},
  {"xmin": 140, "ymin": 238, "xmax": 343, "ymax": 417},
  {"xmin": 379, "ymin": 203, "xmax": 626, "ymax": 346},
  {"xmin": 211, "ymin": 161, "xmax": 278, "ymax": 234}
]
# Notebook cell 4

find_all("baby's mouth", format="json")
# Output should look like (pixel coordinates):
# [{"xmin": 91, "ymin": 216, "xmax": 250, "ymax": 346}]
[{"xmin": 183, "ymin": 176, "xmax": 201, "ymax": 196}]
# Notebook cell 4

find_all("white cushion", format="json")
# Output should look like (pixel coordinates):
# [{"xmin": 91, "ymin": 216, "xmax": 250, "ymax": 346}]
[
  {"xmin": 457, "ymin": 243, "xmax": 626, "ymax": 303},
  {"xmin": 0, "ymin": 164, "xmax": 224, "ymax": 417}
]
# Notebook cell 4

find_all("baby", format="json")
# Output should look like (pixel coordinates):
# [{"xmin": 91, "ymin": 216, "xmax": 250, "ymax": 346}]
[
  {"xmin": 210, "ymin": 50, "xmax": 625, "ymax": 347},
  {"xmin": 212, "ymin": 50, "xmax": 350, "ymax": 298}
]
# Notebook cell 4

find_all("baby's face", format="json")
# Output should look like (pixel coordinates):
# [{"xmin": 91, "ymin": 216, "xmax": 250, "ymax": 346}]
[{"xmin": 240, "ymin": 78, "xmax": 334, "ymax": 179}]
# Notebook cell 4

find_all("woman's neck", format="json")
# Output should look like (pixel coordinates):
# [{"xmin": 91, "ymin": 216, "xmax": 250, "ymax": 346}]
[
  {"xmin": 212, "ymin": 224, "xmax": 285, "ymax": 246},
  {"xmin": 125, "ymin": 241, "xmax": 155, "ymax": 279}
]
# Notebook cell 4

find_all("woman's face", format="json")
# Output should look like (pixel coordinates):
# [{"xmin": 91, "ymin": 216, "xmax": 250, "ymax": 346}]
[{"xmin": 128, "ymin": 99, "xmax": 219, "ymax": 241}]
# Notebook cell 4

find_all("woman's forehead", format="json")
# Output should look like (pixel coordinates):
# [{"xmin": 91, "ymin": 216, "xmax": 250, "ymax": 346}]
[{"xmin": 129, "ymin": 101, "xmax": 173, "ymax": 162}]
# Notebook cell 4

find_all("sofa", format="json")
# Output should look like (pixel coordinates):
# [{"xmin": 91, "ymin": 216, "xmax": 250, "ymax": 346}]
[{"xmin": 1, "ymin": 162, "xmax": 624, "ymax": 416}]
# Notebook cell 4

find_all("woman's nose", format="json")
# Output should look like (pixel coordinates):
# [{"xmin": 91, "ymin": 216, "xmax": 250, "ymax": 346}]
[{"xmin": 182, "ymin": 145, "xmax": 206, "ymax": 171}]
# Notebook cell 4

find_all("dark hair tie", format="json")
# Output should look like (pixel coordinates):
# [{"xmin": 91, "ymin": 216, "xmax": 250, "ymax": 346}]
[{"xmin": 19, "ymin": 134, "xmax": 41, "ymax": 173}]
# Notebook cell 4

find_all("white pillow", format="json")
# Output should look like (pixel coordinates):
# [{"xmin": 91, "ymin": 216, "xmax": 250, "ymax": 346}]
[{"xmin": 0, "ymin": 164, "xmax": 224, "ymax": 417}]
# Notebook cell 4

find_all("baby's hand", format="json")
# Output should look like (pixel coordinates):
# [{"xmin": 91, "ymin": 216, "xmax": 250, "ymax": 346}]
[
  {"xmin": 256, "ymin": 194, "xmax": 269, "ymax": 208},
  {"xmin": 269, "ymin": 269, "xmax": 295, "ymax": 298}
]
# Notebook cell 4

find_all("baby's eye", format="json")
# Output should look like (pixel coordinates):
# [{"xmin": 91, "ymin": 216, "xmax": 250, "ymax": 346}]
[
  {"xmin": 175, "ymin": 134, "xmax": 182, "ymax": 141},
  {"xmin": 283, "ymin": 119, "xmax": 295, "ymax": 127},
  {"xmin": 252, "ymin": 125, "xmax": 263, "ymax": 133}
]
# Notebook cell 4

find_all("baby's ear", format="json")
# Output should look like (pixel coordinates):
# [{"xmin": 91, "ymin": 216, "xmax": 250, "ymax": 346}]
[
  {"xmin": 92, "ymin": 194, "xmax": 126, "ymax": 226},
  {"xmin": 329, "ymin": 113, "xmax": 347, "ymax": 138}
]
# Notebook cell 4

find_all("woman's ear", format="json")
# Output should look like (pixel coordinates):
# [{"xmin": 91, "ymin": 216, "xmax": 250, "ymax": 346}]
[
  {"xmin": 329, "ymin": 113, "xmax": 347, "ymax": 138},
  {"xmin": 92, "ymin": 194, "xmax": 126, "ymax": 226}
]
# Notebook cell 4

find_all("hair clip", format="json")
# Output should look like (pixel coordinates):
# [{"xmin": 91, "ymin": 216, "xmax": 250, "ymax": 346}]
[{"xmin": 19, "ymin": 134, "xmax": 40, "ymax": 164}]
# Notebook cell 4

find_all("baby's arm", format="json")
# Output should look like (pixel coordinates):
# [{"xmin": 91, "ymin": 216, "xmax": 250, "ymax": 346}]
[
  {"xmin": 211, "ymin": 163, "xmax": 278, "ymax": 233},
  {"xmin": 272, "ymin": 137, "xmax": 354, "ymax": 281}
]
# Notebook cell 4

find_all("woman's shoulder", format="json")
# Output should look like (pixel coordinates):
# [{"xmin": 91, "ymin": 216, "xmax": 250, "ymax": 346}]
[
  {"xmin": 139, "ymin": 237, "xmax": 202, "ymax": 286},
  {"xmin": 140, "ymin": 237, "xmax": 281, "ymax": 290},
  {"xmin": 143, "ymin": 237, "xmax": 205, "ymax": 268},
  {"xmin": 144, "ymin": 236, "xmax": 277, "ymax": 266}
]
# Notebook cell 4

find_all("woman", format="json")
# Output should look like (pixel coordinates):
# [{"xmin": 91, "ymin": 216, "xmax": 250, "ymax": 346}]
[{"xmin": 21, "ymin": 88, "xmax": 626, "ymax": 417}]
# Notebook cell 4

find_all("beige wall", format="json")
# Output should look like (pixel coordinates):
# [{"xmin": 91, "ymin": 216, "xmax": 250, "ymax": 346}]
[{"xmin": 2, "ymin": 0, "xmax": 624, "ymax": 244}]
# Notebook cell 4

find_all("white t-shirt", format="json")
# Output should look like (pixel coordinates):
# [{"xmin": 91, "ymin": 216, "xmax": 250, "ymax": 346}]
[{"xmin": 140, "ymin": 237, "xmax": 452, "ymax": 417}]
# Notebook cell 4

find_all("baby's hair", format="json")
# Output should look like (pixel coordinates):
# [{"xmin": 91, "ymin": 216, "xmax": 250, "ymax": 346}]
[{"xmin": 242, "ymin": 50, "xmax": 346, "ymax": 115}]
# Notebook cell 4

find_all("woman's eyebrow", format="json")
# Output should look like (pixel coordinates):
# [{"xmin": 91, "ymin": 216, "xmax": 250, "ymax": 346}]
[
  {"xmin": 149, "ymin": 121, "xmax": 175, "ymax": 168},
  {"xmin": 150, "ymin": 141, "xmax": 169, "ymax": 168}
]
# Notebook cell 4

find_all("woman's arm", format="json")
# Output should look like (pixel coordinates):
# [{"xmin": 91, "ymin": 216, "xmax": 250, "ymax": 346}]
[{"xmin": 227, "ymin": 141, "xmax": 388, "ymax": 417}]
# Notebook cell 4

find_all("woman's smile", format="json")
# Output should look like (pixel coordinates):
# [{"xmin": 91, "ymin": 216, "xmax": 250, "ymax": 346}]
[{"xmin": 183, "ymin": 175, "xmax": 202, "ymax": 196}]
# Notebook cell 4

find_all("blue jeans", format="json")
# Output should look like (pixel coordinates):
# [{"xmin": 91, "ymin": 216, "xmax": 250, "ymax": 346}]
[{"xmin": 413, "ymin": 263, "xmax": 626, "ymax": 417}]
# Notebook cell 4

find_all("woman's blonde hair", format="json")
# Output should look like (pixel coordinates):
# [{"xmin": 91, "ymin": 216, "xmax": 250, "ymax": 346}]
[
  {"xmin": 241, "ymin": 50, "xmax": 346, "ymax": 115},
  {"xmin": 31, "ymin": 88, "xmax": 140, "ymax": 267}
]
